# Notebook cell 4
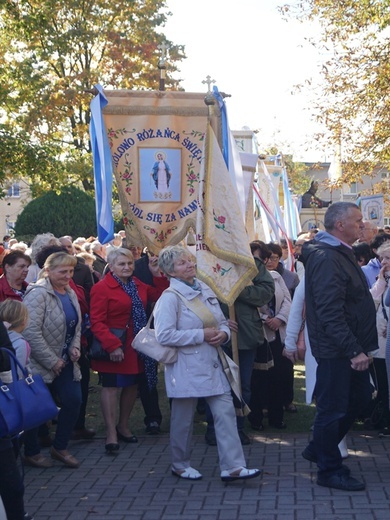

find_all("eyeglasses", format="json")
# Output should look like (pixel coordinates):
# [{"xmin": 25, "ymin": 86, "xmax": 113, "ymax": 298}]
[{"xmin": 267, "ymin": 255, "xmax": 280, "ymax": 262}]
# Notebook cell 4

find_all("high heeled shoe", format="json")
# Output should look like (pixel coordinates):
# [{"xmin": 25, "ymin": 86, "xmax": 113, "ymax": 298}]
[
  {"xmin": 105, "ymin": 442, "xmax": 120, "ymax": 453},
  {"xmin": 116, "ymin": 426, "xmax": 138, "ymax": 443}
]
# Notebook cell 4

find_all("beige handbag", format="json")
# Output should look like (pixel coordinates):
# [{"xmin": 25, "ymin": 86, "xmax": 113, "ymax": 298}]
[{"xmin": 132, "ymin": 308, "xmax": 178, "ymax": 364}]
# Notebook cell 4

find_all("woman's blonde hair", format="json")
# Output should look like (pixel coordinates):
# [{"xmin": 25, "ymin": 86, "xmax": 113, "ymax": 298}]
[
  {"xmin": 44, "ymin": 251, "xmax": 77, "ymax": 271},
  {"xmin": 77, "ymin": 252, "xmax": 96, "ymax": 263},
  {"xmin": 0, "ymin": 299, "xmax": 29, "ymax": 331}
]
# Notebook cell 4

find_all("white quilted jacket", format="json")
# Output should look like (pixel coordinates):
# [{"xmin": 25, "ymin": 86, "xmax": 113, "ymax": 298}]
[{"xmin": 23, "ymin": 277, "xmax": 82, "ymax": 383}]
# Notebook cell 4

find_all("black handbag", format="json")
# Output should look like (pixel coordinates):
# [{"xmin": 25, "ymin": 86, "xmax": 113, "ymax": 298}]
[
  {"xmin": 89, "ymin": 327, "xmax": 128, "ymax": 361},
  {"xmin": 0, "ymin": 348, "xmax": 58, "ymax": 438}
]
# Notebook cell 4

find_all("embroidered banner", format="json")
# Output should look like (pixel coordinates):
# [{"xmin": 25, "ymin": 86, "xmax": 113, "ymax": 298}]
[
  {"xmin": 360, "ymin": 194, "xmax": 384, "ymax": 227},
  {"xmin": 101, "ymin": 90, "xmax": 210, "ymax": 252},
  {"xmin": 196, "ymin": 122, "xmax": 258, "ymax": 307}
]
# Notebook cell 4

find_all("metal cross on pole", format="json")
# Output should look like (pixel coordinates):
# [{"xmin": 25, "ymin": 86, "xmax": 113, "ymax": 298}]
[
  {"xmin": 157, "ymin": 42, "xmax": 168, "ymax": 91},
  {"xmin": 202, "ymin": 75, "xmax": 216, "ymax": 92}
]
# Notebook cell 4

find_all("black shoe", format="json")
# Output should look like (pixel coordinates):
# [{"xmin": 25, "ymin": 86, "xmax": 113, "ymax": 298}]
[
  {"xmin": 105, "ymin": 442, "xmax": 120, "ymax": 453},
  {"xmin": 250, "ymin": 422, "xmax": 264, "ymax": 432},
  {"xmin": 116, "ymin": 427, "xmax": 138, "ymax": 443},
  {"xmin": 238, "ymin": 430, "xmax": 251, "ymax": 445},
  {"xmin": 24, "ymin": 513, "xmax": 34, "ymax": 520},
  {"xmin": 302, "ymin": 446, "xmax": 351, "ymax": 475},
  {"xmin": 302, "ymin": 446, "xmax": 317, "ymax": 463},
  {"xmin": 205, "ymin": 430, "xmax": 217, "ymax": 446},
  {"xmin": 378, "ymin": 427, "xmax": 390, "ymax": 437},
  {"xmin": 72, "ymin": 427, "xmax": 96, "ymax": 440},
  {"xmin": 317, "ymin": 473, "xmax": 365, "ymax": 491},
  {"xmin": 145, "ymin": 421, "xmax": 161, "ymax": 435},
  {"xmin": 269, "ymin": 421, "xmax": 287, "ymax": 429}
]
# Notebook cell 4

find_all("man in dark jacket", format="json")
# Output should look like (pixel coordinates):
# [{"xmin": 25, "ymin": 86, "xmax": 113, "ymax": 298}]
[{"xmin": 302, "ymin": 202, "xmax": 378, "ymax": 491}]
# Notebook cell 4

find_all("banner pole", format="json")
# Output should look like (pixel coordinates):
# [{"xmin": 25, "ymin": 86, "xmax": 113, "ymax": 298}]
[{"xmin": 228, "ymin": 305, "xmax": 241, "ymax": 383}]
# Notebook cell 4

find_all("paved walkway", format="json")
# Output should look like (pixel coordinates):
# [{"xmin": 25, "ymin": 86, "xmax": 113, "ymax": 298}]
[{"xmin": 22, "ymin": 431, "xmax": 390, "ymax": 520}]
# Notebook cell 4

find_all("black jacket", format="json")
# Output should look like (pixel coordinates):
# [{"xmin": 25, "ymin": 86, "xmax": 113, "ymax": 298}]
[{"xmin": 302, "ymin": 232, "xmax": 377, "ymax": 359}]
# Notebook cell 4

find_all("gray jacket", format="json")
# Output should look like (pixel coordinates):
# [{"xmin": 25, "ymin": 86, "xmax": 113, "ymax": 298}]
[
  {"xmin": 23, "ymin": 277, "xmax": 81, "ymax": 383},
  {"xmin": 154, "ymin": 278, "xmax": 231, "ymax": 398}
]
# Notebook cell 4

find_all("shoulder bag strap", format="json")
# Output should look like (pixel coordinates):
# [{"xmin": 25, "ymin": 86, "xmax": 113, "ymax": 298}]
[{"xmin": 165, "ymin": 288, "xmax": 218, "ymax": 328}]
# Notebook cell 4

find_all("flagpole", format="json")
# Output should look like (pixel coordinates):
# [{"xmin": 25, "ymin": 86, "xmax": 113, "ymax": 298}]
[{"xmin": 228, "ymin": 306, "xmax": 240, "ymax": 369}]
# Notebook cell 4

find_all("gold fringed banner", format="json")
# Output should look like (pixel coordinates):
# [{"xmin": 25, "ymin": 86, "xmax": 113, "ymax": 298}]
[
  {"xmin": 196, "ymin": 123, "xmax": 258, "ymax": 307},
  {"xmin": 101, "ymin": 90, "xmax": 210, "ymax": 252}
]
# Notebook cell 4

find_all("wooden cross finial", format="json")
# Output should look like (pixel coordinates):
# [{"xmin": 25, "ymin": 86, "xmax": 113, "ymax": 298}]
[
  {"xmin": 157, "ymin": 42, "xmax": 168, "ymax": 91},
  {"xmin": 202, "ymin": 75, "xmax": 216, "ymax": 92}
]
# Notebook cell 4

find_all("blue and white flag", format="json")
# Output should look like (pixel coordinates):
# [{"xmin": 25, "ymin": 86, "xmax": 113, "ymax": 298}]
[
  {"xmin": 212, "ymin": 86, "xmax": 246, "ymax": 220},
  {"xmin": 90, "ymin": 84, "xmax": 114, "ymax": 244}
]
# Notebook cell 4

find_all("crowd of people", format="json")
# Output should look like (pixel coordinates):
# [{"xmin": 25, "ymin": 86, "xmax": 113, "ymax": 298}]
[{"xmin": 2, "ymin": 202, "xmax": 390, "ymax": 517}]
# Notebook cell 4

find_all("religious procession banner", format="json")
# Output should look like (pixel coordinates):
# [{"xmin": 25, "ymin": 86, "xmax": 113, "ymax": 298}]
[
  {"xmin": 93, "ymin": 87, "xmax": 211, "ymax": 251},
  {"xmin": 360, "ymin": 194, "xmax": 384, "ymax": 227},
  {"xmin": 196, "ymin": 122, "xmax": 258, "ymax": 307}
]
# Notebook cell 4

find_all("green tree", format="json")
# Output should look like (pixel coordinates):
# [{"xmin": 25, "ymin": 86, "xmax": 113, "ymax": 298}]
[
  {"xmin": 0, "ymin": 0, "xmax": 185, "ymax": 191},
  {"xmin": 282, "ymin": 0, "xmax": 390, "ymax": 183},
  {"xmin": 284, "ymin": 156, "xmax": 311, "ymax": 195},
  {"xmin": 0, "ymin": 124, "xmax": 65, "ymax": 196},
  {"xmin": 14, "ymin": 185, "xmax": 97, "ymax": 238}
]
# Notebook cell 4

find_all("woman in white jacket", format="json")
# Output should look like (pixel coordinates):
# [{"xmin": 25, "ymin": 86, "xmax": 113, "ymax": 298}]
[
  {"xmin": 367, "ymin": 241, "xmax": 390, "ymax": 433},
  {"xmin": 154, "ymin": 246, "xmax": 261, "ymax": 483}
]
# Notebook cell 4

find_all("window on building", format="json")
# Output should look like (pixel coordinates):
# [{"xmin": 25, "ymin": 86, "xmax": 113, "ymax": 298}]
[
  {"xmin": 6, "ymin": 183, "xmax": 20, "ymax": 197},
  {"xmin": 349, "ymin": 182, "xmax": 358, "ymax": 194}
]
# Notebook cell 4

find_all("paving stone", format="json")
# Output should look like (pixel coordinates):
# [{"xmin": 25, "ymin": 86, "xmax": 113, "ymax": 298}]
[{"xmin": 21, "ymin": 432, "xmax": 390, "ymax": 519}]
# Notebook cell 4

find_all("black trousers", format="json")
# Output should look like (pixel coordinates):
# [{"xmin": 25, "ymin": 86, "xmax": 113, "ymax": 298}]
[
  {"xmin": 138, "ymin": 373, "xmax": 162, "ymax": 426},
  {"xmin": 0, "ymin": 445, "xmax": 25, "ymax": 520},
  {"xmin": 74, "ymin": 350, "xmax": 91, "ymax": 430},
  {"xmin": 250, "ymin": 334, "xmax": 287, "ymax": 426}
]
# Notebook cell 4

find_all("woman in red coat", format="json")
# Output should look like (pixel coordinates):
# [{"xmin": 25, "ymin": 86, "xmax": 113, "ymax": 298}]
[
  {"xmin": 90, "ymin": 247, "xmax": 168, "ymax": 453},
  {"xmin": 0, "ymin": 250, "xmax": 31, "ymax": 301}
]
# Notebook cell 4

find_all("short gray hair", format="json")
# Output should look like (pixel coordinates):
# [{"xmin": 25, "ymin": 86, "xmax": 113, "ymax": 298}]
[
  {"xmin": 324, "ymin": 202, "xmax": 359, "ymax": 231},
  {"xmin": 107, "ymin": 247, "xmax": 133, "ymax": 265},
  {"xmin": 377, "ymin": 241, "xmax": 390, "ymax": 257},
  {"xmin": 158, "ymin": 245, "xmax": 190, "ymax": 277},
  {"xmin": 30, "ymin": 233, "xmax": 61, "ymax": 261},
  {"xmin": 91, "ymin": 240, "xmax": 103, "ymax": 253}
]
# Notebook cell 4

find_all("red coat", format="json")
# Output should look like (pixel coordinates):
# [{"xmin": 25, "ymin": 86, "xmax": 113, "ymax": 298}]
[
  {"xmin": 90, "ymin": 272, "xmax": 168, "ymax": 374},
  {"xmin": 0, "ymin": 275, "xmax": 28, "ymax": 302}
]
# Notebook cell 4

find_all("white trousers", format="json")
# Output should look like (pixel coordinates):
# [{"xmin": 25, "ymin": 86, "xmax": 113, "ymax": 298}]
[{"xmin": 170, "ymin": 392, "xmax": 246, "ymax": 472}]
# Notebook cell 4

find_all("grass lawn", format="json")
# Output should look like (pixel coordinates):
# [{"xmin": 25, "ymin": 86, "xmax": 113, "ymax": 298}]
[{"xmin": 84, "ymin": 361, "xmax": 318, "ymax": 437}]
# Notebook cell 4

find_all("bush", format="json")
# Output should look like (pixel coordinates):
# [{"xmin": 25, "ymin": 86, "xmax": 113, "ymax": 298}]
[{"xmin": 14, "ymin": 186, "xmax": 97, "ymax": 238}]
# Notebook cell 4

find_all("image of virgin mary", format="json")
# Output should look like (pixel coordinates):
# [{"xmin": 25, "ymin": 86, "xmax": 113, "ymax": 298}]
[{"xmin": 151, "ymin": 151, "xmax": 172, "ymax": 199}]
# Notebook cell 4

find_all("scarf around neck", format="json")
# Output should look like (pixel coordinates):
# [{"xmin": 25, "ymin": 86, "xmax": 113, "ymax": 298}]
[{"xmin": 113, "ymin": 273, "xmax": 158, "ymax": 389}]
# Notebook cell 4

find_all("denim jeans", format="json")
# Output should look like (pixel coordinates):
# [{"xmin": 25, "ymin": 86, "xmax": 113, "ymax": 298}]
[
  {"xmin": 312, "ymin": 358, "xmax": 372, "ymax": 478},
  {"xmin": 24, "ymin": 362, "xmax": 82, "ymax": 455},
  {"xmin": 206, "ymin": 348, "xmax": 256, "ymax": 432}
]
